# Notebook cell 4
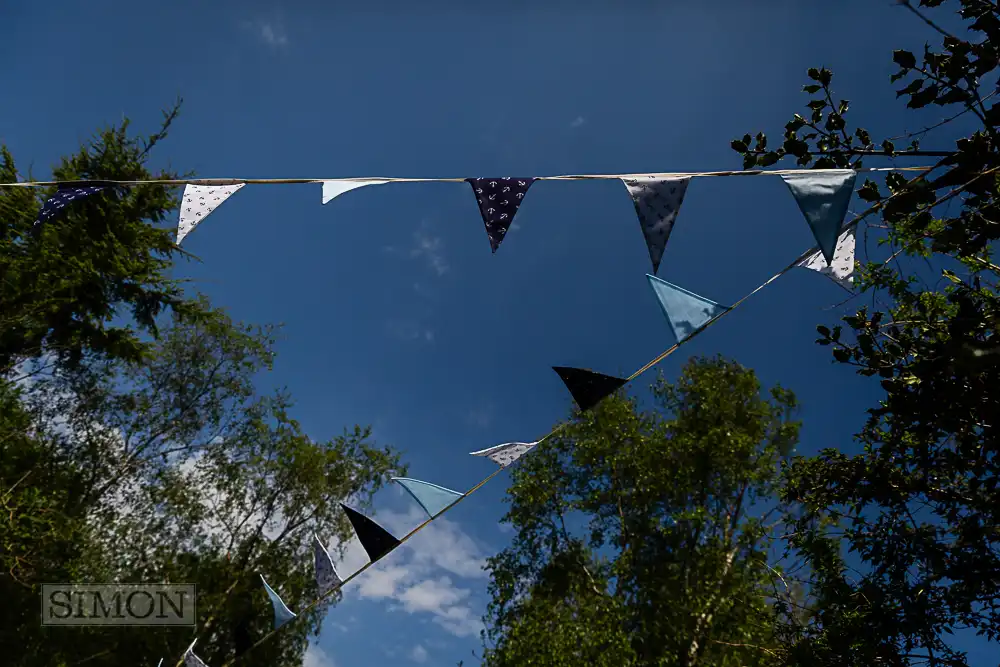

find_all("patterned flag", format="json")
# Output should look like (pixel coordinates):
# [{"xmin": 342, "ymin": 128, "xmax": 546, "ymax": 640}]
[
  {"xmin": 392, "ymin": 477, "xmax": 463, "ymax": 518},
  {"xmin": 34, "ymin": 185, "xmax": 106, "ymax": 230},
  {"xmin": 183, "ymin": 640, "xmax": 208, "ymax": 667},
  {"xmin": 321, "ymin": 179, "xmax": 389, "ymax": 205},
  {"xmin": 469, "ymin": 441, "xmax": 539, "ymax": 468},
  {"xmin": 259, "ymin": 575, "xmax": 296, "ymax": 629},
  {"xmin": 780, "ymin": 170, "xmax": 857, "ymax": 265},
  {"xmin": 340, "ymin": 504, "xmax": 400, "ymax": 563},
  {"xmin": 647, "ymin": 274, "xmax": 729, "ymax": 344},
  {"xmin": 176, "ymin": 183, "xmax": 245, "ymax": 244},
  {"xmin": 621, "ymin": 177, "xmax": 691, "ymax": 274},
  {"xmin": 466, "ymin": 177, "xmax": 535, "ymax": 253},
  {"xmin": 552, "ymin": 367, "xmax": 627, "ymax": 413},
  {"xmin": 314, "ymin": 534, "xmax": 343, "ymax": 597},
  {"xmin": 796, "ymin": 225, "xmax": 856, "ymax": 289}
]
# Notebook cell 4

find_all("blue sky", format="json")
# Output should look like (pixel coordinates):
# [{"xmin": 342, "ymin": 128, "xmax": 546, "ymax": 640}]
[{"xmin": 2, "ymin": 2, "xmax": 995, "ymax": 666}]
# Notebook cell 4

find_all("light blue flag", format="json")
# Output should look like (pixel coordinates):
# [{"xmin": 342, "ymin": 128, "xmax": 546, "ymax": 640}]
[
  {"xmin": 780, "ymin": 169, "xmax": 857, "ymax": 265},
  {"xmin": 647, "ymin": 274, "xmax": 729, "ymax": 344},
  {"xmin": 260, "ymin": 575, "xmax": 297, "ymax": 629},
  {"xmin": 392, "ymin": 477, "xmax": 463, "ymax": 518}
]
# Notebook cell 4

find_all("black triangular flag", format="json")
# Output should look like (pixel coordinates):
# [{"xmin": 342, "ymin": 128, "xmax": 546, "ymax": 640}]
[
  {"xmin": 552, "ymin": 366, "xmax": 627, "ymax": 413},
  {"xmin": 340, "ymin": 504, "xmax": 400, "ymax": 563},
  {"xmin": 466, "ymin": 177, "xmax": 535, "ymax": 253}
]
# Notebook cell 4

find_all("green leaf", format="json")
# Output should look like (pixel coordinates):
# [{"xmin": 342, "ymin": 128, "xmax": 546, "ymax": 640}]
[
  {"xmin": 803, "ymin": 84, "xmax": 822, "ymax": 93},
  {"xmin": 893, "ymin": 50, "xmax": 917, "ymax": 69},
  {"xmin": 942, "ymin": 269, "xmax": 962, "ymax": 284},
  {"xmin": 731, "ymin": 139, "xmax": 749, "ymax": 153},
  {"xmin": 858, "ymin": 180, "xmax": 882, "ymax": 202}
]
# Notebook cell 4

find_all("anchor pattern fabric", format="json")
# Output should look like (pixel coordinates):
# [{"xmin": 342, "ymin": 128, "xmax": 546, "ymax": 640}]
[
  {"xmin": 314, "ymin": 535, "xmax": 343, "ymax": 597},
  {"xmin": 177, "ymin": 183, "xmax": 245, "ymax": 244},
  {"xmin": 796, "ymin": 225, "xmax": 857, "ymax": 288},
  {"xmin": 621, "ymin": 176, "xmax": 691, "ymax": 274},
  {"xmin": 35, "ymin": 185, "xmax": 106, "ymax": 229},
  {"xmin": 469, "ymin": 441, "xmax": 539, "ymax": 468},
  {"xmin": 467, "ymin": 177, "xmax": 535, "ymax": 252}
]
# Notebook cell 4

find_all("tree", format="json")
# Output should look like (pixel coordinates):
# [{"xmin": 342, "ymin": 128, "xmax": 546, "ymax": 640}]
[
  {"xmin": 0, "ymin": 101, "xmax": 211, "ymax": 373},
  {"xmin": 0, "ymin": 112, "xmax": 407, "ymax": 666},
  {"xmin": 728, "ymin": 2, "xmax": 1000, "ymax": 665},
  {"xmin": 482, "ymin": 357, "xmax": 801, "ymax": 667}
]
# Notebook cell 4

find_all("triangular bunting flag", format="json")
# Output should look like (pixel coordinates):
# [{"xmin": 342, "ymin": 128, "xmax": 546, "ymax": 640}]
[
  {"xmin": 259, "ymin": 575, "xmax": 296, "ymax": 629},
  {"xmin": 552, "ymin": 367, "xmax": 627, "ymax": 413},
  {"xmin": 313, "ymin": 534, "xmax": 343, "ymax": 597},
  {"xmin": 466, "ymin": 177, "xmax": 535, "ymax": 253},
  {"xmin": 35, "ymin": 185, "xmax": 106, "ymax": 231},
  {"xmin": 621, "ymin": 176, "xmax": 690, "ymax": 274},
  {"xmin": 321, "ymin": 179, "xmax": 389, "ymax": 205},
  {"xmin": 647, "ymin": 274, "xmax": 728, "ymax": 344},
  {"xmin": 796, "ymin": 225, "xmax": 856, "ymax": 289},
  {"xmin": 177, "ymin": 183, "xmax": 245, "ymax": 244},
  {"xmin": 392, "ymin": 477, "xmax": 463, "ymax": 518},
  {"xmin": 780, "ymin": 170, "xmax": 857, "ymax": 265},
  {"xmin": 469, "ymin": 441, "xmax": 539, "ymax": 468},
  {"xmin": 340, "ymin": 504, "xmax": 401, "ymax": 563},
  {"xmin": 183, "ymin": 640, "xmax": 208, "ymax": 667}
]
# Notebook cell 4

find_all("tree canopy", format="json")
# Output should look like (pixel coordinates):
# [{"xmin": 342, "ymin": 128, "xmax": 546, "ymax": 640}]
[{"xmin": 0, "ymin": 108, "xmax": 405, "ymax": 667}]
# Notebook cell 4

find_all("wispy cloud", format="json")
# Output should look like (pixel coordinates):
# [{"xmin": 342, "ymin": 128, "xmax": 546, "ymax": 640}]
[
  {"xmin": 466, "ymin": 403, "xmax": 494, "ymax": 429},
  {"xmin": 333, "ymin": 506, "xmax": 489, "ymax": 638},
  {"xmin": 410, "ymin": 223, "xmax": 449, "ymax": 276},
  {"xmin": 303, "ymin": 644, "xmax": 335, "ymax": 667},
  {"xmin": 409, "ymin": 645, "xmax": 429, "ymax": 664},
  {"xmin": 385, "ymin": 319, "xmax": 435, "ymax": 343},
  {"xmin": 241, "ymin": 18, "xmax": 288, "ymax": 48},
  {"xmin": 570, "ymin": 115, "xmax": 586, "ymax": 129}
]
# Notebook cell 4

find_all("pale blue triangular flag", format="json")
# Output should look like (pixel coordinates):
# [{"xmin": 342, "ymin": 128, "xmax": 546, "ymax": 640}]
[
  {"xmin": 796, "ymin": 225, "xmax": 856, "ymax": 289},
  {"xmin": 780, "ymin": 169, "xmax": 857, "ymax": 265},
  {"xmin": 470, "ymin": 441, "xmax": 539, "ymax": 468},
  {"xmin": 260, "ymin": 575, "xmax": 297, "ymax": 629},
  {"xmin": 647, "ymin": 274, "xmax": 729, "ymax": 344},
  {"xmin": 392, "ymin": 477, "xmax": 463, "ymax": 518},
  {"xmin": 183, "ymin": 640, "xmax": 208, "ymax": 667},
  {"xmin": 313, "ymin": 534, "xmax": 343, "ymax": 597},
  {"xmin": 321, "ymin": 179, "xmax": 390, "ymax": 205}
]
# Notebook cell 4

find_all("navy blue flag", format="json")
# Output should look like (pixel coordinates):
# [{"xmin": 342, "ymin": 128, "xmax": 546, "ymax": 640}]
[
  {"xmin": 553, "ymin": 366, "xmax": 628, "ymax": 413},
  {"xmin": 340, "ymin": 503, "xmax": 401, "ymax": 563},
  {"xmin": 35, "ymin": 185, "xmax": 106, "ymax": 231},
  {"xmin": 466, "ymin": 177, "xmax": 535, "ymax": 253}
]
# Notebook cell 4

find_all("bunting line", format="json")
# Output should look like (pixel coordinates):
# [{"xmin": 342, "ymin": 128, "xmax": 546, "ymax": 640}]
[
  {"xmin": 200, "ymin": 212, "xmax": 869, "ymax": 667},
  {"xmin": 174, "ymin": 163, "xmax": 922, "ymax": 667},
  {"xmin": 169, "ymin": 160, "xmax": 950, "ymax": 667},
  {"xmin": 0, "ymin": 165, "xmax": 933, "ymax": 189}
]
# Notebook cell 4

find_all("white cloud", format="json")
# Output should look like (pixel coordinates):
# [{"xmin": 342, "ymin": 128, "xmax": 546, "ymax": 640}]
[
  {"xmin": 331, "ymin": 506, "xmax": 488, "ymax": 638},
  {"xmin": 570, "ymin": 116, "xmax": 586, "ymax": 128},
  {"xmin": 467, "ymin": 404, "xmax": 494, "ymax": 429},
  {"xmin": 411, "ymin": 230, "xmax": 449, "ymax": 276},
  {"xmin": 409, "ymin": 644, "xmax": 429, "ymax": 664},
  {"xmin": 303, "ymin": 643, "xmax": 335, "ymax": 667},
  {"xmin": 385, "ymin": 319, "xmax": 435, "ymax": 344},
  {"xmin": 242, "ymin": 18, "xmax": 288, "ymax": 47}
]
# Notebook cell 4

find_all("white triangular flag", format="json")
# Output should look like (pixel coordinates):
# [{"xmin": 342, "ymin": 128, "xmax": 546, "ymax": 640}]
[
  {"xmin": 796, "ymin": 225, "xmax": 856, "ymax": 289},
  {"xmin": 314, "ymin": 534, "xmax": 343, "ymax": 597},
  {"xmin": 177, "ymin": 184, "xmax": 245, "ymax": 244},
  {"xmin": 470, "ymin": 441, "xmax": 539, "ymax": 468},
  {"xmin": 183, "ymin": 639, "xmax": 209, "ymax": 667},
  {"xmin": 321, "ymin": 179, "xmax": 389, "ymax": 205}
]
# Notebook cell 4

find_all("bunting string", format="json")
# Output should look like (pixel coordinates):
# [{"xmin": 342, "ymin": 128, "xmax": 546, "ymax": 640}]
[
  {"xmin": 0, "ymin": 164, "xmax": 933, "ymax": 189},
  {"xmin": 15, "ymin": 160, "xmax": 936, "ymax": 667},
  {"xmin": 189, "ymin": 180, "xmax": 900, "ymax": 667}
]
